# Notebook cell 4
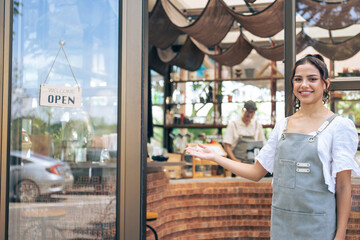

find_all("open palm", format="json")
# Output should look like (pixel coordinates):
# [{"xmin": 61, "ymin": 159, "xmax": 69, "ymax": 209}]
[{"xmin": 185, "ymin": 143, "xmax": 218, "ymax": 162}]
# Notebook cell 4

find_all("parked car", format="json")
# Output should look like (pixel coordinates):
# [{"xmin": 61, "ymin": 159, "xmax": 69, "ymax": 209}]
[{"xmin": 9, "ymin": 151, "xmax": 74, "ymax": 202}]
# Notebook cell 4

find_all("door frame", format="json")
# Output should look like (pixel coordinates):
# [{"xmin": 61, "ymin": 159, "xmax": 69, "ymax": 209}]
[
  {"xmin": 0, "ymin": 0, "xmax": 148, "ymax": 239},
  {"xmin": 0, "ymin": 0, "xmax": 13, "ymax": 238}
]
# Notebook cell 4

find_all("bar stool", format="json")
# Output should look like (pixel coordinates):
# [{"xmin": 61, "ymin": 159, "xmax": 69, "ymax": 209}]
[
  {"xmin": 146, "ymin": 212, "xmax": 158, "ymax": 240},
  {"xmin": 21, "ymin": 209, "xmax": 67, "ymax": 240}
]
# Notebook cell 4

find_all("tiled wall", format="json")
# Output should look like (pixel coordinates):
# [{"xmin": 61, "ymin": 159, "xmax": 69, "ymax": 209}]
[{"xmin": 147, "ymin": 172, "xmax": 360, "ymax": 240}]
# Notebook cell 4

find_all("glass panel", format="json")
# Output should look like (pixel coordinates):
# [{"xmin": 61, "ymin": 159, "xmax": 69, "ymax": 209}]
[
  {"xmin": 295, "ymin": 0, "xmax": 360, "ymax": 77},
  {"xmin": 295, "ymin": 0, "xmax": 360, "ymax": 122},
  {"xmin": 9, "ymin": 1, "xmax": 119, "ymax": 239},
  {"xmin": 332, "ymin": 90, "xmax": 360, "ymax": 127}
]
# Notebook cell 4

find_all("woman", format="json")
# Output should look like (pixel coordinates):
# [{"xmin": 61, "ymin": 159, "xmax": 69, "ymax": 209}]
[{"xmin": 186, "ymin": 54, "xmax": 360, "ymax": 240}]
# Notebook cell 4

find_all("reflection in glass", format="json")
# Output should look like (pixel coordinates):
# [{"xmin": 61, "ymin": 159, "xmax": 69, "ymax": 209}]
[
  {"xmin": 295, "ymin": 0, "xmax": 360, "ymax": 78},
  {"xmin": 9, "ymin": 1, "xmax": 119, "ymax": 239},
  {"xmin": 296, "ymin": 0, "xmax": 360, "ymax": 130}
]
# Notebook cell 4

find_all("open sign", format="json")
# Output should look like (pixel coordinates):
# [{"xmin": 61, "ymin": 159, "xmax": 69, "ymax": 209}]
[{"xmin": 40, "ymin": 84, "xmax": 81, "ymax": 108}]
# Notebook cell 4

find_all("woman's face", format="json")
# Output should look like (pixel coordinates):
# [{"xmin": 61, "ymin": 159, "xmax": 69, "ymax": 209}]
[{"xmin": 292, "ymin": 63, "xmax": 328, "ymax": 107}]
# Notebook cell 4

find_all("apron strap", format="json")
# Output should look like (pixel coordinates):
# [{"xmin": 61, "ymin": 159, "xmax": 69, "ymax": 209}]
[
  {"xmin": 281, "ymin": 117, "xmax": 290, "ymax": 140},
  {"xmin": 309, "ymin": 114, "xmax": 337, "ymax": 142},
  {"xmin": 283, "ymin": 117, "xmax": 290, "ymax": 132}
]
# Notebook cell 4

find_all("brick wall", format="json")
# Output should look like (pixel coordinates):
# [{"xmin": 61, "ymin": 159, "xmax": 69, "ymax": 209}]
[{"xmin": 147, "ymin": 172, "xmax": 360, "ymax": 240}]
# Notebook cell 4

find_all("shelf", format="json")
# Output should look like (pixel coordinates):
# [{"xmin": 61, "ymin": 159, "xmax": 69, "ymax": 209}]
[
  {"xmin": 333, "ymin": 99, "xmax": 360, "ymax": 102},
  {"xmin": 147, "ymin": 161, "xmax": 185, "ymax": 168},
  {"xmin": 330, "ymin": 77, "xmax": 360, "ymax": 91},
  {"xmin": 193, "ymin": 158, "xmax": 218, "ymax": 165},
  {"xmin": 153, "ymin": 100, "xmax": 282, "ymax": 106},
  {"xmin": 181, "ymin": 143, "xmax": 226, "ymax": 179},
  {"xmin": 170, "ymin": 76, "xmax": 284, "ymax": 83},
  {"xmin": 154, "ymin": 124, "xmax": 275, "ymax": 129},
  {"xmin": 157, "ymin": 124, "xmax": 226, "ymax": 129}
]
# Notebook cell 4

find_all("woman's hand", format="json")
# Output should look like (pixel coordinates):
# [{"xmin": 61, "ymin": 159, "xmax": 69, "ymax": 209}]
[
  {"xmin": 185, "ymin": 143, "xmax": 218, "ymax": 162},
  {"xmin": 186, "ymin": 143, "xmax": 268, "ymax": 181}
]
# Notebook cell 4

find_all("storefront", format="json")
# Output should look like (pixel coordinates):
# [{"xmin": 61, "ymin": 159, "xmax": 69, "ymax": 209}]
[
  {"xmin": 146, "ymin": 0, "xmax": 360, "ymax": 239},
  {"xmin": 0, "ymin": 0, "xmax": 359, "ymax": 240},
  {"xmin": 0, "ymin": 0, "xmax": 147, "ymax": 239}
]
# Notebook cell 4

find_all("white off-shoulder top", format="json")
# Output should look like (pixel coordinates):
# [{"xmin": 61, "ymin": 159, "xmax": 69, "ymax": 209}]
[{"xmin": 256, "ymin": 116, "xmax": 360, "ymax": 193}]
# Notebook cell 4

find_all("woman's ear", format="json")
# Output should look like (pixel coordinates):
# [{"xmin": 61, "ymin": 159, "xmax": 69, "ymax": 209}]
[{"xmin": 324, "ymin": 78, "xmax": 330, "ymax": 90}]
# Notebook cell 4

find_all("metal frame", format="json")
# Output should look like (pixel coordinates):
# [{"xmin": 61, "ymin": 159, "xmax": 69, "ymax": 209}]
[
  {"xmin": 117, "ymin": 0, "xmax": 147, "ymax": 239},
  {"xmin": 0, "ymin": 0, "xmax": 148, "ymax": 239},
  {"xmin": 284, "ymin": 0, "xmax": 296, "ymax": 117},
  {"xmin": 0, "ymin": 0, "xmax": 12, "ymax": 239}
]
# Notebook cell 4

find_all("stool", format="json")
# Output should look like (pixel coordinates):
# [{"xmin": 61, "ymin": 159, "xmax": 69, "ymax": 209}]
[
  {"xmin": 146, "ymin": 212, "xmax": 158, "ymax": 240},
  {"xmin": 21, "ymin": 209, "xmax": 67, "ymax": 240}
]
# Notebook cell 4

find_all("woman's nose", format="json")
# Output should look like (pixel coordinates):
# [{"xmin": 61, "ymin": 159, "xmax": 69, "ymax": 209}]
[{"xmin": 300, "ymin": 79, "xmax": 309, "ymax": 87}]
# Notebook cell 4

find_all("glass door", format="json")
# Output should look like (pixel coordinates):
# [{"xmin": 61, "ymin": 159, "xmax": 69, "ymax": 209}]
[{"xmin": 8, "ymin": 1, "xmax": 119, "ymax": 239}]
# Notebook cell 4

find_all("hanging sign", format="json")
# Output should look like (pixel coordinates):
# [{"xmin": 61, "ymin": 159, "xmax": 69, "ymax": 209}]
[
  {"xmin": 39, "ymin": 40, "xmax": 82, "ymax": 108},
  {"xmin": 40, "ymin": 84, "xmax": 81, "ymax": 108}
]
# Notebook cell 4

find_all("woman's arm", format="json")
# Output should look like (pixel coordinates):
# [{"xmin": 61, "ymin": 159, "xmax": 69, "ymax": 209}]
[
  {"xmin": 334, "ymin": 170, "xmax": 352, "ymax": 240},
  {"xmin": 186, "ymin": 144, "xmax": 268, "ymax": 181}
]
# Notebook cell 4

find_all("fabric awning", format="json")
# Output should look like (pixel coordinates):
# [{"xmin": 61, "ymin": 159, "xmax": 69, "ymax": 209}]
[
  {"xmin": 191, "ymin": 34, "xmax": 253, "ymax": 66},
  {"xmin": 161, "ymin": 0, "xmax": 234, "ymax": 47},
  {"xmin": 149, "ymin": 0, "xmax": 183, "ymax": 49},
  {"xmin": 225, "ymin": 0, "xmax": 284, "ymax": 38},
  {"xmin": 149, "ymin": 0, "xmax": 360, "ymax": 71},
  {"xmin": 156, "ymin": 37, "xmax": 204, "ymax": 71},
  {"xmin": 296, "ymin": 0, "xmax": 360, "ymax": 30}
]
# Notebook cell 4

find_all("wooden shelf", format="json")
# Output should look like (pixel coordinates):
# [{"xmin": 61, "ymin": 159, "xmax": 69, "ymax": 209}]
[
  {"xmin": 330, "ymin": 77, "xmax": 360, "ymax": 91},
  {"xmin": 182, "ymin": 144, "xmax": 227, "ymax": 178},
  {"xmin": 170, "ymin": 76, "xmax": 284, "ymax": 83},
  {"xmin": 154, "ymin": 124, "xmax": 275, "ymax": 129},
  {"xmin": 158, "ymin": 124, "xmax": 227, "ymax": 129},
  {"xmin": 153, "ymin": 100, "xmax": 282, "ymax": 106},
  {"xmin": 193, "ymin": 158, "xmax": 218, "ymax": 165},
  {"xmin": 147, "ymin": 161, "xmax": 185, "ymax": 168}
]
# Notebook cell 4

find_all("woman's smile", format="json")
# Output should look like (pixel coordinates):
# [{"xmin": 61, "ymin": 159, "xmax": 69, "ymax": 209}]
[{"xmin": 298, "ymin": 90, "xmax": 314, "ymax": 97}]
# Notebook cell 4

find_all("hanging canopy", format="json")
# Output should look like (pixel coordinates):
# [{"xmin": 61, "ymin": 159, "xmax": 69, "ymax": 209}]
[
  {"xmin": 149, "ymin": 46, "xmax": 170, "ymax": 76},
  {"xmin": 252, "ymin": 41, "xmax": 284, "ymax": 61},
  {"xmin": 296, "ymin": 0, "xmax": 360, "ymax": 30},
  {"xmin": 191, "ymin": 34, "xmax": 253, "ymax": 66},
  {"xmin": 301, "ymin": 32, "xmax": 360, "ymax": 61},
  {"xmin": 225, "ymin": 0, "xmax": 284, "ymax": 38},
  {"xmin": 157, "ymin": 37, "xmax": 204, "ymax": 71},
  {"xmin": 161, "ymin": 0, "xmax": 234, "ymax": 47},
  {"xmin": 149, "ymin": 0, "xmax": 183, "ymax": 49},
  {"xmin": 149, "ymin": 0, "xmax": 360, "ymax": 72}
]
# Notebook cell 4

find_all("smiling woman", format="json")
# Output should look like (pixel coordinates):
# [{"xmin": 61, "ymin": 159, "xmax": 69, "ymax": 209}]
[{"xmin": 186, "ymin": 54, "xmax": 360, "ymax": 240}]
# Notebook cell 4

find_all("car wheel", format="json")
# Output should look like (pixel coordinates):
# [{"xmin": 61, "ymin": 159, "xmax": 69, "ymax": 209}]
[{"xmin": 15, "ymin": 180, "xmax": 40, "ymax": 202}]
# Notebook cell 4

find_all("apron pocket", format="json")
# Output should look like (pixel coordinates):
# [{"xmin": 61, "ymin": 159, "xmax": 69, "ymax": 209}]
[
  {"xmin": 271, "ymin": 206, "xmax": 329, "ymax": 240},
  {"xmin": 278, "ymin": 159, "xmax": 296, "ymax": 189}
]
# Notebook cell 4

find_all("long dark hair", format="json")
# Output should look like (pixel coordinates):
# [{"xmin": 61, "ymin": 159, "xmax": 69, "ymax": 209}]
[{"xmin": 290, "ymin": 54, "xmax": 330, "ymax": 110}]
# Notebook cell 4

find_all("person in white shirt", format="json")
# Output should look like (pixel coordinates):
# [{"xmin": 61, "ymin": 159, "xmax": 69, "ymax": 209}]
[
  {"xmin": 223, "ymin": 100, "xmax": 266, "ymax": 164},
  {"xmin": 186, "ymin": 54, "xmax": 360, "ymax": 240}
]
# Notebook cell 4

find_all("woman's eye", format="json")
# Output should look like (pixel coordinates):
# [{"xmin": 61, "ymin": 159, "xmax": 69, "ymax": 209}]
[
  {"xmin": 294, "ymin": 78, "xmax": 302, "ymax": 82},
  {"xmin": 309, "ymin": 78, "xmax": 317, "ymax": 81}
]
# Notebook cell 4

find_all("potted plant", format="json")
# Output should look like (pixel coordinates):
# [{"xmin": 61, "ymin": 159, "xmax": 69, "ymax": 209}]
[
  {"xmin": 353, "ymin": 68, "xmax": 360, "ymax": 76},
  {"xmin": 216, "ymin": 86, "xmax": 223, "ymax": 103},
  {"xmin": 339, "ymin": 67, "xmax": 351, "ymax": 77}
]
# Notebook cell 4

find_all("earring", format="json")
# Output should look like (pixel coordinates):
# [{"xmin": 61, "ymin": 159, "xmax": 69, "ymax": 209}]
[
  {"xmin": 295, "ymin": 98, "xmax": 300, "ymax": 109},
  {"xmin": 323, "ymin": 90, "xmax": 329, "ymax": 104}
]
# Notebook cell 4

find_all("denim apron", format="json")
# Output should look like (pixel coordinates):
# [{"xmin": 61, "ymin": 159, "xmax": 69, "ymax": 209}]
[
  {"xmin": 271, "ymin": 115, "xmax": 337, "ymax": 240},
  {"xmin": 233, "ymin": 135, "xmax": 255, "ymax": 164},
  {"xmin": 232, "ymin": 122, "xmax": 258, "ymax": 164}
]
